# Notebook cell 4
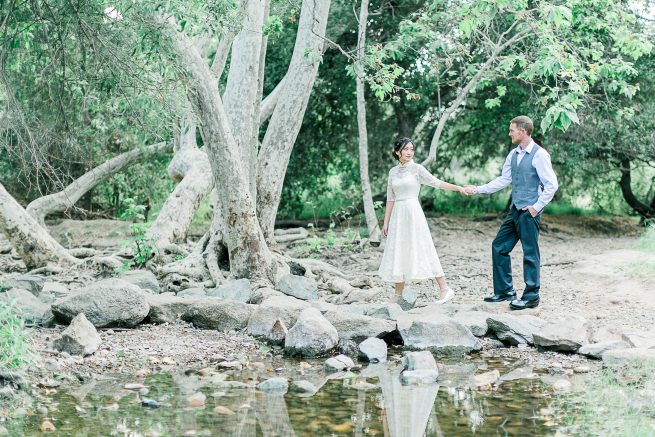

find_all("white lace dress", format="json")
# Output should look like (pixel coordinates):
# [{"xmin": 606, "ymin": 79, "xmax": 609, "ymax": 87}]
[{"xmin": 378, "ymin": 161, "xmax": 445, "ymax": 283}]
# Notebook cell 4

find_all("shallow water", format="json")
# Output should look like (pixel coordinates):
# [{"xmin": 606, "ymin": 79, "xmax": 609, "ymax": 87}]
[{"xmin": 10, "ymin": 356, "xmax": 558, "ymax": 436}]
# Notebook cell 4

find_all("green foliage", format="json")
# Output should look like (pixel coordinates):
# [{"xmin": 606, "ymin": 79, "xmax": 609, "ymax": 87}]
[
  {"xmin": 554, "ymin": 362, "xmax": 655, "ymax": 436},
  {"xmin": 635, "ymin": 224, "xmax": 655, "ymax": 254},
  {"xmin": 0, "ymin": 300, "xmax": 32, "ymax": 369},
  {"xmin": 123, "ymin": 223, "xmax": 158, "ymax": 269}
]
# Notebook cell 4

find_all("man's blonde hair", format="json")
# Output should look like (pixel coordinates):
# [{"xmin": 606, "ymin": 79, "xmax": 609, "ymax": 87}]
[{"xmin": 510, "ymin": 116, "xmax": 534, "ymax": 135}]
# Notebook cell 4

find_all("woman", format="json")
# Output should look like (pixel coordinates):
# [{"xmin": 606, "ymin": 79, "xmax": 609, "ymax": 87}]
[{"xmin": 378, "ymin": 137, "xmax": 468, "ymax": 304}]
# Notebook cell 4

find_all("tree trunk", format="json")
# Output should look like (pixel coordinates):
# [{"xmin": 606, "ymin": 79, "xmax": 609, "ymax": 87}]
[
  {"xmin": 256, "ymin": 0, "xmax": 332, "ymax": 243},
  {"xmin": 355, "ymin": 0, "xmax": 381, "ymax": 245},
  {"xmin": 25, "ymin": 142, "xmax": 169, "ymax": 226},
  {"xmin": 0, "ymin": 182, "xmax": 79, "ymax": 269},
  {"xmin": 161, "ymin": 17, "xmax": 274, "ymax": 281},
  {"xmin": 619, "ymin": 158, "xmax": 655, "ymax": 220}
]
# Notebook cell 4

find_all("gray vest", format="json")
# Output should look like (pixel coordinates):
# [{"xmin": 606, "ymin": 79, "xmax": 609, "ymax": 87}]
[{"xmin": 511, "ymin": 144, "xmax": 542, "ymax": 209}]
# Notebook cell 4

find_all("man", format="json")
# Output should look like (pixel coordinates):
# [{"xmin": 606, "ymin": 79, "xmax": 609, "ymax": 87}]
[{"xmin": 465, "ymin": 116, "xmax": 558, "ymax": 310}]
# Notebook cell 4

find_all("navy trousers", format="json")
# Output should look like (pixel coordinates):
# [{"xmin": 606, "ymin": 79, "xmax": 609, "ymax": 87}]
[{"xmin": 491, "ymin": 205, "xmax": 541, "ymax": 301}]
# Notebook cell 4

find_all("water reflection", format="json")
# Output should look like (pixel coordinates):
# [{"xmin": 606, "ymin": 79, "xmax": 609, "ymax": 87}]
[{"xmin": 13, "ymin": 358, "xmax": 556, "ymax": 436}]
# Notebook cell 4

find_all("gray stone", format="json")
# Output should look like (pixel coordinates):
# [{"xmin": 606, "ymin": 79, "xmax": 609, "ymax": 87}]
[
  {"xmin": 1, "ymin": 288, "xmax": 53, "ymax": 327},
  {"xmin": 3, "ymin": 275, "xmax": 44, "ymax": 296},
  {"xmin": 472, "ymin": 370, "xmax": 500, "ymax": 389},
  {"xmin": 323, "ymin": 310, "xmax": 396, "ymax": 342},
  {"xmin": 602, "ymin": 348, "xmax": 655, "ymax": 366},
  {"xmin": 290, "ymin": 380, "xmax": 318, "ymax": 396},
  {"xmin": 182, "ymin": 300, "xmax": 252, "ymax": 331},
  {"xmin": 367, "ymin": 303, "xmax": 404, "ymax": 320},
  {"xmin": 402, "ymin": 351, "xmax": 437, "ymax": 371},
  {"xmin": 398, "ymin": 287, "xmax": 418, "ymax": 311},
  {"xmin": 397, "ymin": 315, "xmax": 482, "ymax": 355},
  {"xmin": 257, "ymin": 377, "xmax": 289, "ymax": 394},
  {"xmin": 177, "ymin": 288, "xmax": 206, "ymax": 298},
  {"xmin": 41, "ymin": 282, "xmax": 70, "ymax": 301},
  {"xmin": 498, "ymin": 367, "xmax": 536, "ymax": 383},
  {"xmin": 325, "ymin": 355, "xmax": 355, "ymax": 372},
  {"xmin": 578, "ymin": 340, "xmax": 631, "ymax": 359},
  {"xmin": 121, "ymin": 270, "xmax": 160, "ymax": 294},
  {"xmin": 247, "ymin": 295, "xmax": 310, "ymax": 340},
  {"xmin": 486, "ymin": 314, "xmax": 547, "ymax": 346},
  {"xmin": 622, "ymin": 330, "xmax": 655, "ymax": 349},
  {"xmin": 0, "ymin": 371, "xmax": 26, "ymax": 389},
  {"xmin": 206, "ymin": 279, "xmax": 253, "ymax": 302},
  {"xmin": 532, "ymin": 315, "xmax": 589, "ymax": 352},
  {"xmin": 453, "ymin": 311, "xmax": 491, "ymax": 337},
  {"xmin": 400, "ymin": 369, "xmax": 439, "ymax": 385},
  {"xmin": 284, "ymin": 308, "xmax": 339, "ymax": 357},
  {"xmin": 52, "ymin": 313, "xmax": 102, "ymax": 356},
  {"xmin": 358, "ymin": 338, "xmax": 387, "ymax": 363},
  {"xmin": 276, "ymin": 275, "xmax": 318, "ymax": 301},
  {"xmin": 146, "ymin": 294, "xmax": 202, "ymax": 324},
  {"xmin": 52, "ymin": 279, "xmax": 150, "ymax": 328}
]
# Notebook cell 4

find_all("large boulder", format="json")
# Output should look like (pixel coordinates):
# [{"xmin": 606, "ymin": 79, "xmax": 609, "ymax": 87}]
[
  {"xmin": 323, "ymin": 310, "xmax": 396, "ymax": 342},
  {"xmin": 182, "ymin": 300, "xmax": 252, "ymax": 331},
  {"xmin": 284, "ymin": 308, "xmax": 339, "ymax": 357},
  {"xmin": 146, "ymin": 294, "xmax": 202, "ymax": 324},
  {"xmin": 247, "ymin": 295, "xmax": 310, "ymax": 341},
  {"xmin": 602, "ymin": 348, "xmax": 655, "ymax": 366},
  {"xmin": 532, "ymin": 315, "xmax": 590, "ymax": 352},
  {"xmin": 2, "ymin": 274, "xmax": 45, "ymax": 296},
  {"xmin": 51, "ymin": 279, "xmax": 149, "ymax": 328},
  {"xmin": 52, "ymin": 313, "xmax": 101, "ymax": 356},
  {"xmin": 1, "ymin": 288, "xmax": 54, "ymax": 327},
  {"xmin": 367, "ymin": 303, "xmax": 404, "ymax": 321},
  {"xmin": 206, "ymin": 279, "xmax": 254, "ymax": 302},
  {"xmin": 486, "ymin": 314, "xmax": 547, "ymax": 346},
  {"xmin": 40, "ymin": 282, "xmax": 71, "ymax": 303},
  {"xmin": 453, "ymin": 311, "xmax": 491, "ymax": 337},
  {"xmin": 397, "ymin": 314, "xmax": 482, "ymax": 355},
  {"xmin": 276, "ymin": 275, "xmax": 318, "ymax": 301},
  {"xmin": 121, "ymin": 270, "xmax": 160, "ymax": 294}
]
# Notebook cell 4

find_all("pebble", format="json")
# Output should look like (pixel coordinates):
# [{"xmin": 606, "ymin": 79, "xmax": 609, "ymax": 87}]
[
  {"xmin": 573, "ymin": 366, "xmax": 591, "ymax": 373},
  {"xmin": 124, "ymin": 383, "xmax": 147, "ymax": 391},
  {"xmin": 40, "ymin": 420, "xmax": 56, "ymax": 432},
  {"xmin": 188, "ymin": 392, "xmax": 206, "ymax": 407},
  {"xmin": 141, "ymin": 398, "xmax": 160, "ymax": 409},
  {"xmin": 212, "ymin": 406, "xmax": 235, "ymax": 415},
  {"xmin": 44, "ymin": 359, "xmax": 61, "ymax": 372}
]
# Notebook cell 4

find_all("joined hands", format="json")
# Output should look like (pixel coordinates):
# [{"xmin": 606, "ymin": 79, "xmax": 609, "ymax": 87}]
[{"xmin": 462, "ymin": 185, "xmax": 478, "ymax": 195}]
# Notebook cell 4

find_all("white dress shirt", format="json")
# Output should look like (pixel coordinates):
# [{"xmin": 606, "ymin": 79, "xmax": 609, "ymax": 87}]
[{"xmin": 476, "ymin": 140, "xmax": 559, "ymax": 212}]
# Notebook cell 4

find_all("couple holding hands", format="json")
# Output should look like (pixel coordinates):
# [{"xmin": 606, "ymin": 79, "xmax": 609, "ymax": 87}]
[{"xmin": 378, "ymin": 115, "xmax": 559, "ymax": 310}]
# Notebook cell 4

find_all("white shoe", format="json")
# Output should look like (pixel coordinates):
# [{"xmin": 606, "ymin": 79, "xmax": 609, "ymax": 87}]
[{"xmin": 435, "ymin": 287, "xmax": 454, "ymax": 304}]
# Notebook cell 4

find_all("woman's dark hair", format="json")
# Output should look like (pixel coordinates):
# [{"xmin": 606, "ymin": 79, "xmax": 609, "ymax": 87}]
[{"xmin": 392, "ymin": 137, "xmax": 413, "ymax": 161}]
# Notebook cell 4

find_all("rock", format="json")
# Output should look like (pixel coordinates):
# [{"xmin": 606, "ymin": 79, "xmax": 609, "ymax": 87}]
[
  {"xmin": 532, "ymin": 315, "xmax": 589, "ymax": 352},
  {"xmin": 402, "ymin": 351, "xmax": 437, "ymax": 371},
  {"xmin": 52, "ymin": 313, "xmax": 102, "ymax": 356},
  {"xmin": 366, "ymin": 303, "xmax": 404, "ymax": 320},
  {"xmin": 247, "ymin": 295, "xmax": 310, "ymax": 340},
  {"xmin": 213, "ymin": 406, "xmax": 235, "ymax": 415},
  {"xmin": 323, "ymin": 310, "xmax": 395, "ymax": 342},
  {"xmin": 257, "ymin": 377, "xmax": 289, "ymax": 394},
  {"xmin": 284, "ymin": 308, "xmax": 339, "ymax": 357},
  {"xmin": 602, "ymin": 348, "xmax": 655, "ymax": 366},
  {"xmin": 397, "ymin": 315, "xmax": 482, "ymax": 355},
  {"xmin": 43, "ymin": 358, "xmax": 61, "ymax": 372},
  {"xmin": 141, "ymin": 398, "xmax": 160, "ymax": 408},
  {"xmin": 358, "ymin": 338, "xmax": 387, "ymax": 363},
  {"xmin": 146, "ymin": 294, "xmax": 201, "ymax": 324},
  {"xmin": 51, "ymin": 279, "xmax": 149, "ymax": 328},
  {"xmin": 472, "ymin": 370, "xmax": 500, "ymax": 389},
  {"xmin": 486, "ymin": 314, "xmax": 547, "ymax": 345},
  {"xmin": 1, "ymin": 288, "xmax": 53, "ymax": 327},
  {"xmin": 398, "ymin": 287, "xmax": 418, "ymax": 311},
  {"xmin": 290, "ymin": 380, "xmax": 318, "ymax": 396},
  {"xmin": 578, "ymin": 340, "xmax": 631, "ymax": 359},
  {"xmin": 40, "ymin": 420, "xmax": 56, "ymax": 432},
  {"xmin": 574, "ymin": 366, "xmax": 591, "ymax": 373},
  {"xmin": 340, "ymin": 288, "xmax": 379, "ymax": 304},
  {"xmin": 121, "ymin": 270, "xmax": 160, "ymax": 294},
  {"xmin": 188, "ymin": 392, "xmax": 206, "ymax": 407},
  {"xmin": 453, "ymin": 311, "xmax": 491, "ymax": 337},
  {"xmin": 41, "ymin": 282, "xmax": 70, "ymax": 301},
  {"xmin": 276, "ymin": 274, "xmax": 318, "ymax": 301},
  {"xmin": 325, "ymin": 355, "xmax": 355, "ymax": 372},
  {"xmin": 182, "ymin": 300, "xmax": 252, "ymax": 331},
  {"xmin": 206, "ymin": 279, "xmax": 254, "ymax": 302},
  {"xmin": 498, "ymin": 367, "xmax": 536, "ymax": 383},
  {"xmin": 622, "ymin": 330, "xmax": 655, "ymax": 349},
  {"xmin": 400, "ymin": 369, "xmax": 439, "ymax": 385},
  {"xmin": 325, "ymin": 277, "xmax": 356, "ymax": 295},
  {"xmin": 177, "ymin": 288, "xmax": 207, "ymax": 298},
  {"xmin": 3, "ymin": 274, "xmax": 44, "ymax": 296},
  {"xmin": 0, "ymin": 371, "xmax": 26, "ymax": 389}
]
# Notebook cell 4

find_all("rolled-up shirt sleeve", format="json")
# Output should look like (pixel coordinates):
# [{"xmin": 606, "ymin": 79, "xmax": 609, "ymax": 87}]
[
  {"xmin": 416, "ymin": 164, "xmax": 444, "ymax": 189},
  {"xmin": 386, "ymin": 171, "xmax": 395, "ymax": 202},
  {"xmin": 477, "ymin": 152, "xmax": 513, "ymax": 194},
  {"xmin": 532, "ymin": 149, "xmax": 559, "ymax": 212}
]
